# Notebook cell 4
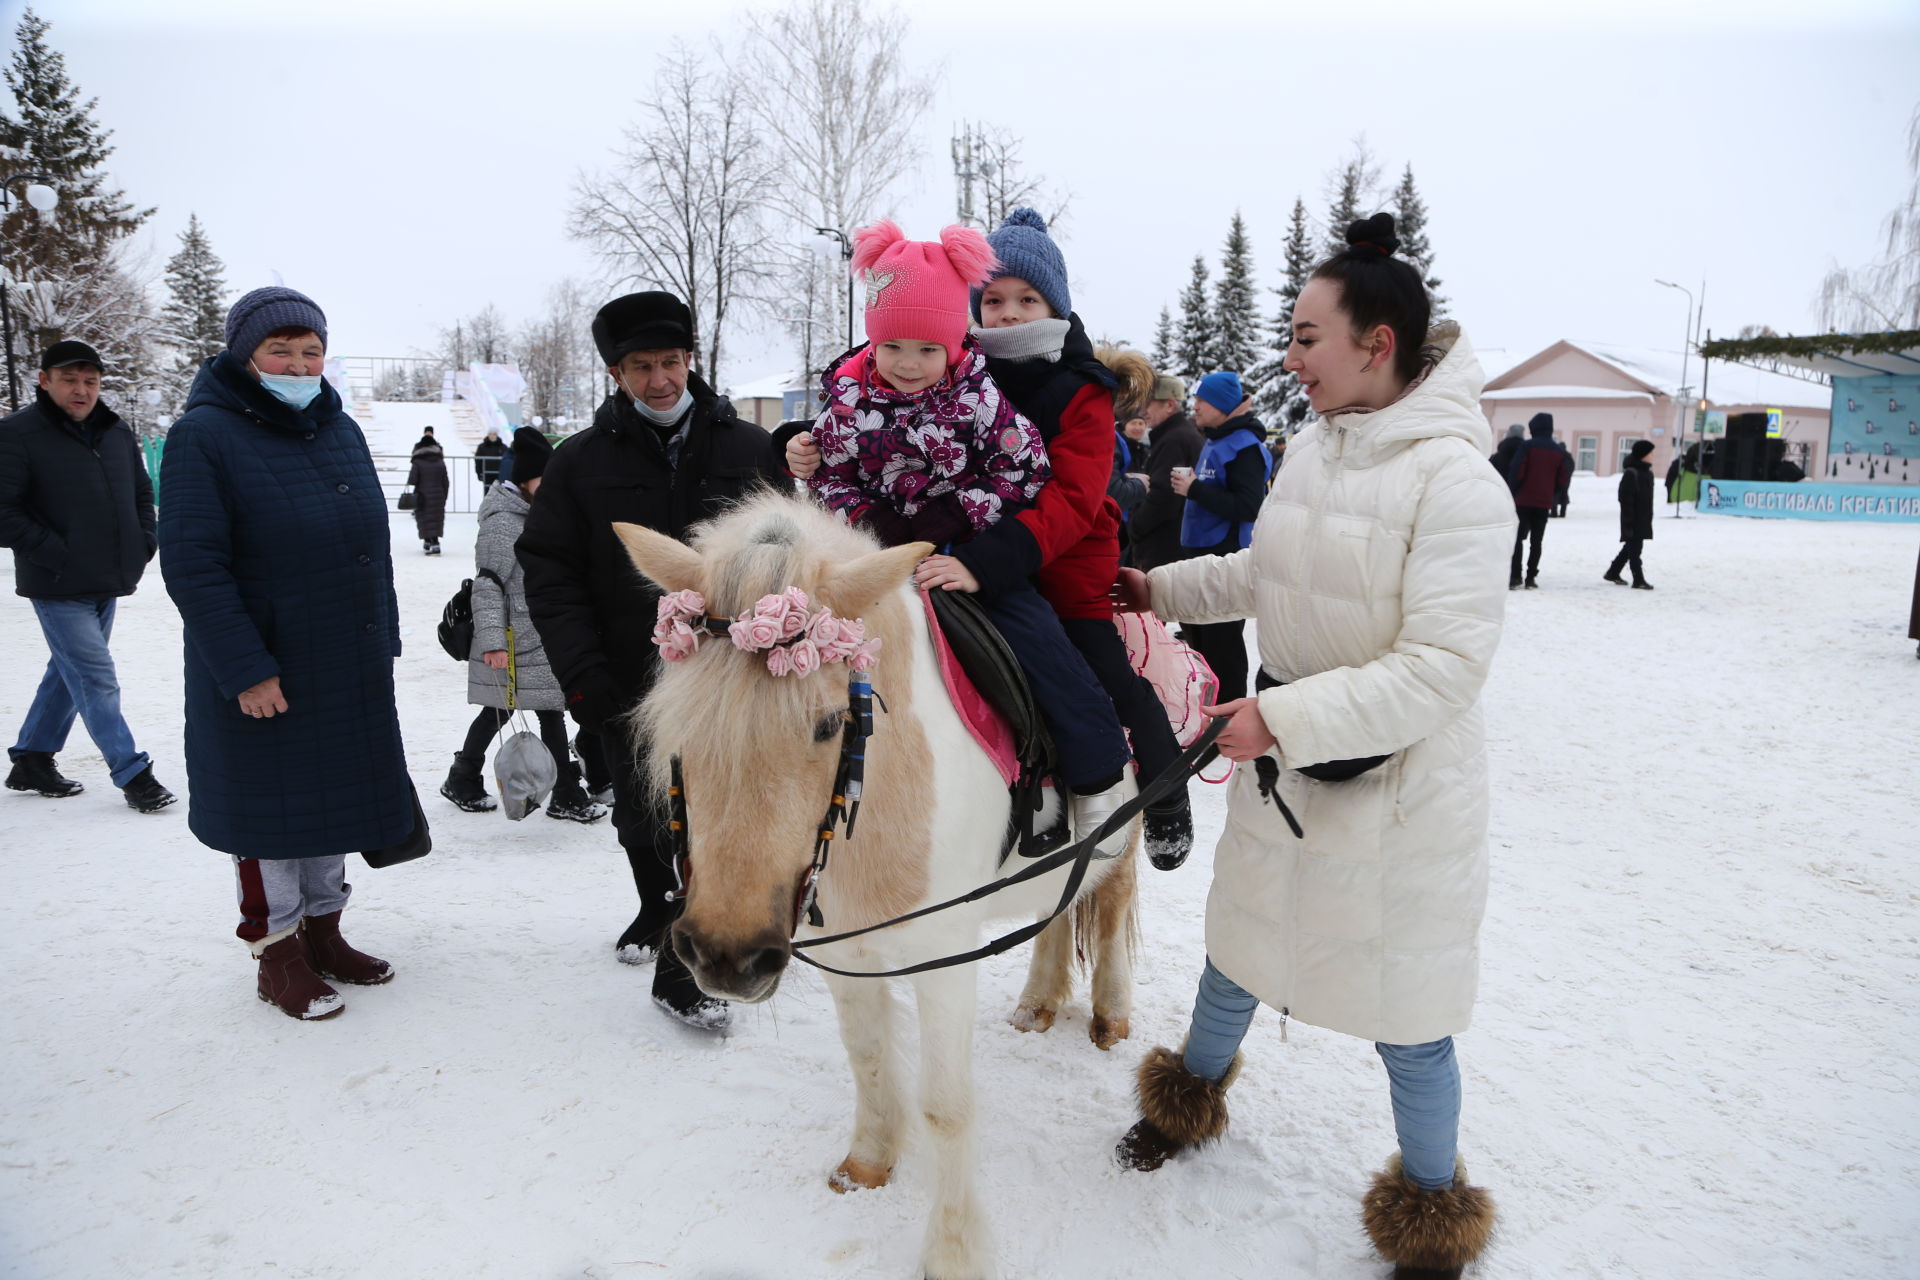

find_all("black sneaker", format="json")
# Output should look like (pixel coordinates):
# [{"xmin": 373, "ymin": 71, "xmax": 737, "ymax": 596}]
[
  {"xmin": 652, "ymin": 937, "xmax": 730, "ymax": 1031},
  {"xmin": 1143, "ymin": 798, "xmax": 1194, "ymax": 871},
  {"xmin": 545, "ymin": 781, "xmax": 606, "ymax": 824},
  {"xmin": 121, "ymin": 766, "xmax": 177, "ymax": 814},
  {"xmin": 6, "ymin": 751, "xmax": 83, "ymax": 798}
]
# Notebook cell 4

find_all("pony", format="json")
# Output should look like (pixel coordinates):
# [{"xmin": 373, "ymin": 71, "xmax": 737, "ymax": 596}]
[{"xmin": 614, "ymin": 491, "xmax": 1139, "ymax": 1280}]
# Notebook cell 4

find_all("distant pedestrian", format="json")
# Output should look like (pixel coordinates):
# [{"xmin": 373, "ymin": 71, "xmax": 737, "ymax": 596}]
[
  {"xmin": 1907, "ymin": 542, "xmax": 1918, "ymax": 659},
  {"xmin": 1506, "ymin": 411, "xmax": 1571, "ymax": 589},
  {"xmin": 441, "ymin": 426, "xmax": 605, "ymax": 824},
  {"xmin": 159, "ymin": 286, "xmax": 413, "ymax": 1022},
  {"xmin": 1550, "ymin": 435, "xmax": 1572, "ymax": 518},
  {"xmin": 407, "ymin": 433, "xmax": 449, "ymax": 554},
  {"xmin": 1173, "ymin": 370, "xmax": 1273, "ymax": 701},
  {"xmin": 1605, "ymin": 439, "xmax": 1656, "ymax": 589},
  {"xmin": 0, "ymin": 340, "xmax": 175, "ymax": 812},
  {"xmin": 474, "ymin": 429, "xmax": 505, "ymax": 490},
  {"xmin": 1488, "ymin": 421, "xmax": 1523, "ymax": 475}
]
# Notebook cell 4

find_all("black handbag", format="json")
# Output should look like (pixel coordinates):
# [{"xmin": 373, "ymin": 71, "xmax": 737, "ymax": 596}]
[
  {"xmin": 397, "ymin": 489, "xmax": 416, "ymax": 511},
  {"xmin": 1254, "ymin": 670, "xmax": 1391, "ymax": 781},
  {"xmin": 362, "ymin": 780, "xmax": 432, "ymax": 868}
]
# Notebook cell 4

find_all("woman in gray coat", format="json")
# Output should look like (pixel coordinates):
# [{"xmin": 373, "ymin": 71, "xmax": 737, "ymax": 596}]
[{"xmin": 439, "ymin": 428, "xmax": 603, "ymax": 822}]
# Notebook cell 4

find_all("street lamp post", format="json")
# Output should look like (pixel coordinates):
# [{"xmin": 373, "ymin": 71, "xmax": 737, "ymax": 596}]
[
  {"xmin": 1655, "ymin": 279, "xmax": 1695, "ymax": 517},
  {"xmin": 1, "ymin": 173, "xmax": 58, "ymax": 412},
  {"xmin": 813, "ymin": 226, "xmax": 854, "ymax": 351}
]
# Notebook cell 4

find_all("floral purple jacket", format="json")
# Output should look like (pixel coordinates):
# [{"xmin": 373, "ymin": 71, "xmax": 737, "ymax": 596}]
[{"xmin": 809, "ymin": 340, "xmax": 1050, "ymax": 547}]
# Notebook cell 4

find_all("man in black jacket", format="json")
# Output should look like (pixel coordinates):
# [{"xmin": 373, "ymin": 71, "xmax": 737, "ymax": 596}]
[
  {"xmin": 517, "ymin": 292, "xmax": 784, "ymax": 1029},
  {"xmin": 1604, "ymin": 438, "xmax": 1656, "ymax": 589},
  {"xmin": 0, "ymin": 341, "xmax": 174, "ymax": 812},
  {"xmin": 1129, "ymin": 375, "xmax": 1205, "ymax": 573}
]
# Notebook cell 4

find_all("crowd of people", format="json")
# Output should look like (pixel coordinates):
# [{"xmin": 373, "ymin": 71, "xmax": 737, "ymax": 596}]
[{"xmin": 0, "ymin": 206, "xmax": 1517, "ymax": 1278}]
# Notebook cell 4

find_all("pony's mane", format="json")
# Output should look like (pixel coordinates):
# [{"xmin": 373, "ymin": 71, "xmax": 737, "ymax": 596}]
[{"xmin": 634, "ymin": 493, "xmax": 886, "ymax": 793}]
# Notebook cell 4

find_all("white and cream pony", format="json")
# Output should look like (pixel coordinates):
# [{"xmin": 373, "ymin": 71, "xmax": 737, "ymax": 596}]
[{"xmin": 615, "ymin": 492, "xmax": 1138, "ymax": 1280}]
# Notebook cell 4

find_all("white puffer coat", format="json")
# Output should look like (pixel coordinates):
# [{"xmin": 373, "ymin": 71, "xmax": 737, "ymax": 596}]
[{"xmin": 1147, "ymin": 324, "xmax": 1514, "ymax": 1045}]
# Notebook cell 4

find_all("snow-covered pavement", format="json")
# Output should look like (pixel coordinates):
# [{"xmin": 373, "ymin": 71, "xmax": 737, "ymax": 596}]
[{"xmin": 2, "ymin": 475, "xmax": 1915, "ymax": 1279}]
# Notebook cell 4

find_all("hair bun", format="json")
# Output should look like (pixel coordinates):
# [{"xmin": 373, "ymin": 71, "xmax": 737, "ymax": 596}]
[{"xmin": 1344, "ymin": 213, "xmax": 1400, "ymax": 260}]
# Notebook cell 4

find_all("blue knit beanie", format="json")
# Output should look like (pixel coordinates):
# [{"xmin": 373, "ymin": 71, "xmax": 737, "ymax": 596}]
[
  {"xmin": 972, "ymin": 207, "xmax": 1070, "ymax": 321},
  {"xmin": 225, "ymin": 287, "xmax": 328, "ymax": 363},
  {"xmin": 1195, "ymin": 372, "xmax": 1245, "ymax": 415}
]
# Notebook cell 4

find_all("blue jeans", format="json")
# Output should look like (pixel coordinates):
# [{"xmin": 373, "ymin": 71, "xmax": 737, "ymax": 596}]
[
  {"xmin": 11, "ymin": 597, "xmax": 150, "ymax": 787},
  {"xmin": 1180, "ymin": 959, "xmax": 1462, "ymax": 1191}
]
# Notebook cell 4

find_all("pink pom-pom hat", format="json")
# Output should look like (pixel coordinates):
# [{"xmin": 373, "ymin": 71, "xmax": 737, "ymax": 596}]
[{"xmin": 850, "ymin": 219, "xmax": 998, "ymax": 364}]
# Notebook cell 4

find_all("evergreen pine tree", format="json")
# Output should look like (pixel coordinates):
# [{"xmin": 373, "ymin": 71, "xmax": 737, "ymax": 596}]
[
  {"xmin": 160, "ymin": 214, "xmax": 227, "ymax": 397},
  {"xmin": 1150, "ymin": 305, "xmax": 1174, "ymax": 372},
  {"xmin": 1251, "ymin": 197, "xmax": 1314, "ymax": 431},
  {"xmin": 1392, "ymin": 163, "xmax": 1445, "ymax": 315},
  {"xmin": 1174, "ymin": 254, "xmax": 1212, "ymax": 380},
  {"xmin": 1212, "ymin": 211, "xmax": 1260, "ymax": 375}
]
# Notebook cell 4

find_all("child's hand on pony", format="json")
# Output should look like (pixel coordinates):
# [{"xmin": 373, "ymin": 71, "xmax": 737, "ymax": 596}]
[
  {"xmin": 914, "ymin": 554, "xmax": 979, "ymax": 593},
  {"xmin": 786, "ymin": 432, "xmax": 822, "ymax": 478}
]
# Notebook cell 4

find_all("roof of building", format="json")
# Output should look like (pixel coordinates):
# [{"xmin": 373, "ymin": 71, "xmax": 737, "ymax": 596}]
[
  {"xmin": 1484, "ymin": 339, "xmax": 1830, "ymax": 410},
  {"xmin": 1482, "ymin": 385, "xmax": 1654, "ymax": 402},
  {"xmin": 726, "ymin": 369, "xmax": 808, "ymax": 401}
]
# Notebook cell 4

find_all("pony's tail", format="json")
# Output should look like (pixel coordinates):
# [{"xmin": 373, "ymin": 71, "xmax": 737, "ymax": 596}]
[{"xmin": 1096, "ymin": 344, "xmax": 1156, "ymax": 420}]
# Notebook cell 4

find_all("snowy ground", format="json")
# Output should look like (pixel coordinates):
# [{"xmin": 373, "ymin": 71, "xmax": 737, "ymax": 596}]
[{"xmin": 3, "ymin": 475, "xmax": 1916, "ymax": 1279}]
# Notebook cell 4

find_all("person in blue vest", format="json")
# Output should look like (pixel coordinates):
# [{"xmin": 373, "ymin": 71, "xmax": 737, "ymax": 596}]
[
  {"xmin": 159, "ymin": 287, "xmax": 413, "ymax": 1022},
  {"xmin": 1171, "ymin": 371, "xmax": 1273, "ymax": 704}
]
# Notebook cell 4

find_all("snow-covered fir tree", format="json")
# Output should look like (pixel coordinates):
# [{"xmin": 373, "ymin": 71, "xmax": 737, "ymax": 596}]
[
  {"xmin": 1174, "ymin": 255, "xmax": 1212, "ymax": 380},
  {"xmin": 1150, "ymin": 305, "xmax": 1174, "ymax": 372},
  {"xmin": 1251, "ymin": 197, "xmax": 1314, "ymax": 432},
  {"xmin": 158, "ymin": 213, "xmax": 227, "ymax": 412},
  {"xmin": 1392, "ymin": 164, "xmax": 1445, "ymax": 315},
  {"xmin": 1211, "ymin": 212, "xmax": 1260, "ymax": 375}
]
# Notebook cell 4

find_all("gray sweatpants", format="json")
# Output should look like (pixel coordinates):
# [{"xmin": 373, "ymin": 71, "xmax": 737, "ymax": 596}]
[{"xmin": 233, "ymin": 855, "xmax": 352, "ymax": 952}]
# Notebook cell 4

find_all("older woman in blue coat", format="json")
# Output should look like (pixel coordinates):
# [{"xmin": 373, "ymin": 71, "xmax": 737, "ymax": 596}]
[{"xmin": 159, "ymin": 287, "xmax": 414, "ymax": 1021}]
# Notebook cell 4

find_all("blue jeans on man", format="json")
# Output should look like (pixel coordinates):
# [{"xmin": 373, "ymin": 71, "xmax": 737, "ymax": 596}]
[{"xmin": 10, "ymin": 597, "xmax": 151, "ymax": 786}]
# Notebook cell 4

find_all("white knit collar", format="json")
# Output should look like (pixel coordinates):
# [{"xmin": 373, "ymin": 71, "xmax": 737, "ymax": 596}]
[{"xmin": 971, "ymin": 317, "xmax": 1070, "ymax": 363}]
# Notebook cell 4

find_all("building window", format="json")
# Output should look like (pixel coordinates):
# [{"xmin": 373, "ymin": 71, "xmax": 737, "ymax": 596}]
[
  {"xmin": 1616, "ymin": 436, "xmax": 1643, "ymax": 472},
  {"xmin": 1576, "ymin": 435, "xmax": 1598, "ymax": 472}
]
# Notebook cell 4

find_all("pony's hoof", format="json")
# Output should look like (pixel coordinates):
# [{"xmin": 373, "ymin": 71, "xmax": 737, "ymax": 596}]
[
  {"xmin": 1010, "ymin": 1003, "xmax": 1055, "ymax": 1033},
  {"xmin": 829, "ymin": 1157, "xmax": 891, "ymax": 1193},
  {"xmin": 1090, "ymin": 1013, "xmax": 1130, "ymax": 1050}
]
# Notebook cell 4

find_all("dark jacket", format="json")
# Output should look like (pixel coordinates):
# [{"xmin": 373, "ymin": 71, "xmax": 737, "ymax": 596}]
[
  {"xmin": 1182, "ymin": 410, "xmax": 1271, "ymax": 556},
  {"xmin": 1108, "ymin": 430, "xmax": 1146, "ymax": 517},
  {"xmin": 0, "ymin": 390, "xmax": 154, "ymax": 600},
  {"xmin": 1508, "ymin": 432, "xmax": 1573, "ymax": 509},
  {"xmin": 516, "ymin": 373, "xmax": 784, "ymax": 712},
  {"xmin": 474, "ymin": 434, "xmax": 505, "ymax": 484},
  {"xmin": 1130, "ymin": 411, "xmax": 1204, "ymax": 571},
  {"xmin": 1617, "ymin": 457, "xmax": 1655, "ymax": 541},
  {"xmin": 406, "ymin": 442, "xmax": 450, "ymax": 540},
  {"xmin": 158, "ymin": 353, "xmax": 412, "ymax": 859},
  {"xmin": 1489, "ymin": 432, "xmax": 1524, "ymax": 485}
]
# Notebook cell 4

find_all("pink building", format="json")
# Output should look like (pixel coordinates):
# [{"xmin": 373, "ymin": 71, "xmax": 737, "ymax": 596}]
[{"xmin": 1480, "ymin": 340, "xmax": 1831, "ymax": 478}]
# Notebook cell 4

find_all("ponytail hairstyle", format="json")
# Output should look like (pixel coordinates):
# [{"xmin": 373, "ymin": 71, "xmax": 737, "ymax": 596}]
[{"xmin": 1308, "ymin": 212, "xmax": 1431, "ymax": 385}]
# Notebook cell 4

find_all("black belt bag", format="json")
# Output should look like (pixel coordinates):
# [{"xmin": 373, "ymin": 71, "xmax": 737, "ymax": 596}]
[{"xmin": 1254, "ymin": 670, "xmax": 1392, "ymax": 782}]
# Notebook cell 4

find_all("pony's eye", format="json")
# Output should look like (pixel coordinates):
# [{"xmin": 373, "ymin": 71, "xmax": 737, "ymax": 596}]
[{"xmin": 812, "ymin": 714, "xmax": 844, "ymax": 744}]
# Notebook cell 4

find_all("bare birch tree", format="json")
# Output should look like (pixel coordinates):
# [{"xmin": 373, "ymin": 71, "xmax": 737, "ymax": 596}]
[
  {"xmin": 569, "ymin": 44, "xmax": 779, "ymax": 387},
  {"xmin": 1819, "ymin": 104, "xmax": 1920, "ymax": 331},
  {"xmin": 958, "ymin": 122, "xmax": 1068, "ymax": 230}
]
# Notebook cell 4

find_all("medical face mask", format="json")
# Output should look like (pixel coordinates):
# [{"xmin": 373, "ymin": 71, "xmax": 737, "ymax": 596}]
[{"xmin": 251, "ymin": 361, "xmax": 323, "ymax": 410}]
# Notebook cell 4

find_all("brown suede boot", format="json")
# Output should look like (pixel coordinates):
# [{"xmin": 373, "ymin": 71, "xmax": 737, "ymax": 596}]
[
  {"xmin": 256, "ymin": 933, "xmax": 344, "ymax": 1020},
  {"xmin": 1114, "ymin": 1045, "xmax": 1241, "ymax": 1171},
  {"xmin": 300, "ymin": 910, "xmax": 394, "ymax": 986},
  {"xmin": 1361, "ymin": 1154, "xmax": 1497, "ymax": 1279}
]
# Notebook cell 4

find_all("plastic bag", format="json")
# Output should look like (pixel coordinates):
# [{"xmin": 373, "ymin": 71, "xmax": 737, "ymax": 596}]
[
  {"xmin": 1115, "ymin": 609, "xmax": 1219, "ymax": 748},
  {"xmin": 494, "ymin": 728, "xmax": 556, "ymax": 821}
]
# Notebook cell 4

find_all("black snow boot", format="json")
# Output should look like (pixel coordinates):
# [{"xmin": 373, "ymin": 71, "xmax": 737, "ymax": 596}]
[
  {"xmin": 439, "ymin": 752, "xmax": 497, "ymax": 812},
  {"xmin": 1632, "ymin": 578, "xmax": 1654, "ymax": 590},
  {"xmin": 1143, "ymin": 796, "xmax": 1194, "ymax": 871},
  {"xmin": 545, "ymin": 773, "xmax": 607, "ymax": 824},
  {"xmin": 653, "ymin": 934, "xmax": 731, "ymax": 1031},
  {"xmin": 121, "ymin": 766, "xmax": 177, "ymax": 813},
  {"xmin": 7, "ymin": 751, "xmax": 83, "ymax": 798},
  {"xmin": 1523, "ymin": 572, "xmax": 1539, "ymax": 590}
]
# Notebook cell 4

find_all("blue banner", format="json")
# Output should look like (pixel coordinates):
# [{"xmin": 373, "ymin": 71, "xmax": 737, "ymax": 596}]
[
  {"xmin": 1828, "ymin": 374, "xmax": 1920, "ymax": 484},
  {"xmin": 1698, "ymin": 479, "xmax": 1920, "ymax": 522}
]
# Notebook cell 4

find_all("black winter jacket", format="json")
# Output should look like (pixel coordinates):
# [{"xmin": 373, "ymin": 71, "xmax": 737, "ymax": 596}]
[
  {"xmin": 0, "ymin": 390, "xmax": 154, "ymax": 600},
  {"xmin": 1129, "ymin": 411, "xmax": 1204, "ymax": 571},
  {"xmin": 517, "ymin": 374, "xmax": 785, "ymax": 707},
  {"xmin": 1617, "ymin": 457, "xmax": 1655, "ymax": 541}
]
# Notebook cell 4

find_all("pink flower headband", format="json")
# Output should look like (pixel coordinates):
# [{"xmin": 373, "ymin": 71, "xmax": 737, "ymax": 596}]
[{"xmin": 652, "ymin": 586, "xmax": 881, "ymax": 677}]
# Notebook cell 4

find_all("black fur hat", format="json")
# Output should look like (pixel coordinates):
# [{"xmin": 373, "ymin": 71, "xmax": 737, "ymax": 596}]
[{"xmin": 592, "ymin": 291, "xmax": 694, "ymax": 366}]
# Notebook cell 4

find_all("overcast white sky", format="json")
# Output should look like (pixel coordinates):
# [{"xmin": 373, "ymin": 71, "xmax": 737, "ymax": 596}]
[{"xmin": 22, "ymin": 0, "xmax": 1920, "ymax": 390}]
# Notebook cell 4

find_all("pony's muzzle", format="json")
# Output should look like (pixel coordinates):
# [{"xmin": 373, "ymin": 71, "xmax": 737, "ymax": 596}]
[{"xmin": 671, "ymin": 921, "xmax": 791, "ymax": 1003}]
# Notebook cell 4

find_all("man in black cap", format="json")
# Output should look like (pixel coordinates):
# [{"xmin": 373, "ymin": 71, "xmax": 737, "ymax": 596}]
[
  {"xmin": 0, "ymin": 341, "xmax": 175, "ymax": 812},
  {"xmin": 517, "ymin": 290, "xmax": 784, "ymax": 1030}
]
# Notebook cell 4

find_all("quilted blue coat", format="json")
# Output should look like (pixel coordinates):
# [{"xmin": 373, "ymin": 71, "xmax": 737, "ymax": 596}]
[{"xmin": 158, "ymin": 353, "xmax": 413, "ymax": 858}]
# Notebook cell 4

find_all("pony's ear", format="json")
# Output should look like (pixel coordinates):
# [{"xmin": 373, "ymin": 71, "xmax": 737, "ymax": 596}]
[
  {"xmin": 613, "ymin": 521, "xmax": 705, "ymax": 594},
  {"xmin": 820, "ymin": 541, "xmax": 931, "ymax": 618}
]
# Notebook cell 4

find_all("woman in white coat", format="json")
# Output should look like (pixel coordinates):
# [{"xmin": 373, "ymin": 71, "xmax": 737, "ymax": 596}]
[{"xmin": 1112, "ymin": 214, "xmax": 1515, "ymax": 1280}]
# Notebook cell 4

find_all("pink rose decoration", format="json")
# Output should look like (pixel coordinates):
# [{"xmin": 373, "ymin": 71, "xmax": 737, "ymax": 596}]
[
  {"xmin": 809, "ymin": 612, "xmax": 846, "ymax": 649},
  {"xmin": 788, "ymin": 638, "xmax": 821, "ymax": 677},
  {"xmin": 729, "ymin": 612, "xmax": 782, "ymax": 651},
  {"xmin": 765, "ymin": 645, "xmax": 794, "ymax": 677},
  {"xmin": 656, "ymin": 589, "xmax": 705, "ymax": 626},
  {"xmin": 653, "ymin": 619, "xmax": 700, "ymax": 662},
  {"xmin": 849, "ymin": 639, "xmax": 881, "ymax": 673}
]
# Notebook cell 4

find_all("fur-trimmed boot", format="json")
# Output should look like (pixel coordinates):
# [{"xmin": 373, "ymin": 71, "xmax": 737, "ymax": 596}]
[
  {"xmin": 1114, "ymin": 1045, "xmax": 1241, "ymax": 1172},
  {"xmin": 300, "ymin": 910, "xmax": 394, "ymax": 985},
  {"xmin": 1361, "ymin": 1154, "xmax": 1497, "ymax": 1280}
]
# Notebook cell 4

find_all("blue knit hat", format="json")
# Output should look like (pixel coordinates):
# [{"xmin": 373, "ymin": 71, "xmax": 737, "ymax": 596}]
[
  {"xmin": 225, "ymin": 287, "xmax": 328, "ymax": 362},
  {"xmin": 972, "ymin": 207, "xmax": 1070, "ymax": 321},
  {"xmin": 1195, "ymin": 372, "xmax": 1245, "ymax": 415}
]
